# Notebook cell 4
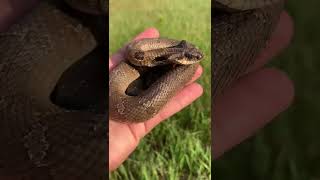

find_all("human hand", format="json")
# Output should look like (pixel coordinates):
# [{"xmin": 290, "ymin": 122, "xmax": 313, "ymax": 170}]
[
  {"xmin": 109, "ymin": 28, "xmax": 204, "ymax": 171},
  {"xmin": 212, "ymin": 12, "xmax": 295, "ymax": 158}
]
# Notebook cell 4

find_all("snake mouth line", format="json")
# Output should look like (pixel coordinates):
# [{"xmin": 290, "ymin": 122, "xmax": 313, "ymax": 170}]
[{"xmin": 154, "ymin": 55, "xmax": 169, "ymax": 62}]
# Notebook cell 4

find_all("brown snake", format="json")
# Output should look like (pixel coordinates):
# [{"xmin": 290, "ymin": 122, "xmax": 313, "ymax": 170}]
[
  {"xmin": 0, "ymin": 0, "xmax": 107, "ymax": 179},
  {"xmin": 109, "ymin": 38, "xmax": 204, "ymax": 122},
  {"xmin": 213, "ymin": 0, "xmax": 284, "ymax": 98}
]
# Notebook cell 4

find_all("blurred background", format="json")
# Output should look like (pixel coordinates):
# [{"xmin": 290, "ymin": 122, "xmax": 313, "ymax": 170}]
[
  {"xmin": 215, "ymin": 1, "xmax": 320, "ymax": 179},
  {"xmin": 109, "ymin": 0, "xmax": 211, "ymax": 179}
]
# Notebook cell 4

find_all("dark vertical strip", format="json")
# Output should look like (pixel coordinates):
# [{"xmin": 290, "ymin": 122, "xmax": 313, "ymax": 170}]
[
  {"xmin": 211, "ymin": 0, "xmax": 214, "ymax": 178},
  {"xmin": 105, "ymin": 0, "xmax": 110, "ymax": 178}
]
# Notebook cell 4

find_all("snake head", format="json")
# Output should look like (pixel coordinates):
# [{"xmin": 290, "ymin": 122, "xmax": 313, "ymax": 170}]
[
  {"xmin": 169, "ymin": 46, "xmax": 204, "ymax": 65},
  {"xmin": 126, "ymin": 38, "xmax": 204, "ymax": 67}
]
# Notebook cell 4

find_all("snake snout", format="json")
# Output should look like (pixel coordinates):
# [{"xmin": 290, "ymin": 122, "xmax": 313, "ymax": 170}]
[
  {"xmin": 185, "ymin": 49, "xmax": 204, "ymax": 62},
  {"xmin": 195, "ymin": 51, "xmax": 204, "ymax": 60}
]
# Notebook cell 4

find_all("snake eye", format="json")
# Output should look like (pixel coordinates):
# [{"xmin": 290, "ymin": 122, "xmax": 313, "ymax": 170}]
[{"xmin": 134, "ymin": 51, "xmax": 145, "ymax": 60}]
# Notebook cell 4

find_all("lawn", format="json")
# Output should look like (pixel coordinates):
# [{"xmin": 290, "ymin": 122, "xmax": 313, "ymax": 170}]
[
  {"xmin": 109, "ymin": 0, "xmax": 211, "ymax": 179},
  {"xmin": 214, "ymin": 1, "xmax": 320, "ymax": 179}
]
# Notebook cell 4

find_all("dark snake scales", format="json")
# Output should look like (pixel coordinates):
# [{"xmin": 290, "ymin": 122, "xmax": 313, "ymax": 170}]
[
  {"xmin": 0, "ymin": 0, "xmax": 107, "ymax": 179},
  {"xmin": 213, "ymin": 0, "xmax": 284, "ymax": 99}
]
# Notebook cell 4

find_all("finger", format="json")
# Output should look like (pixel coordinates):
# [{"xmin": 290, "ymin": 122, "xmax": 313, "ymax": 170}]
[
  {"xmin": 145, "ymin": 82, "xmax": 204, "ymax": 132},
  {"xmin": 132, "ymin": 27, "xmax": 160, "ymax": 41},
  {"xmin": 245, "ymin": 11, "xmax": 294, "ymax": 74},
  {"xmin": 184, "ymin": 65, "xmax": 203, "ymax": 85},
  {"xmin": 212, "ymin": 68, "xmax": 294, "ymax": 158},
  {"xmin": 0, "ymin": 0, "xmax": 38, "ymax": 31},
  {"xmin": 109, "ymin": 27, "xmax": 160, "ymax": 70}
]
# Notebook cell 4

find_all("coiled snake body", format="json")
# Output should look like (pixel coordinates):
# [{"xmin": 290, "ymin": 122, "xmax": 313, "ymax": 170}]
[
  {"xmin": 0, "ymin": 0, "xmax": 107, "ymax": 179},
  {"xmin": 109, "ymin": 38, "xmax": 204, "ymax": 122}
]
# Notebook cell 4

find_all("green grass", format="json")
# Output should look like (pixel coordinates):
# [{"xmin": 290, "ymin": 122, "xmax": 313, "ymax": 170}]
[
  {"xmin": 214, "ymin": 1, "xmax": 320, "ymax": 179},
  {"xmin": 109, "ymin": 0, "xmax": 211, "ymax": 179}
]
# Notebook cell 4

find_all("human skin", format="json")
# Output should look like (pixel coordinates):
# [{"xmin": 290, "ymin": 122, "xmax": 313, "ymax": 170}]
[{"xmin": 213, "ymin": 11, "xmax": 294, "ymax": 158}]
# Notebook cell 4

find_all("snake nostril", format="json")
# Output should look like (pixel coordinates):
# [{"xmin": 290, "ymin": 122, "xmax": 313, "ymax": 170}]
[{"xmin": 134, "ymin": 51, "xmax": 145, "ymax": 60}]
